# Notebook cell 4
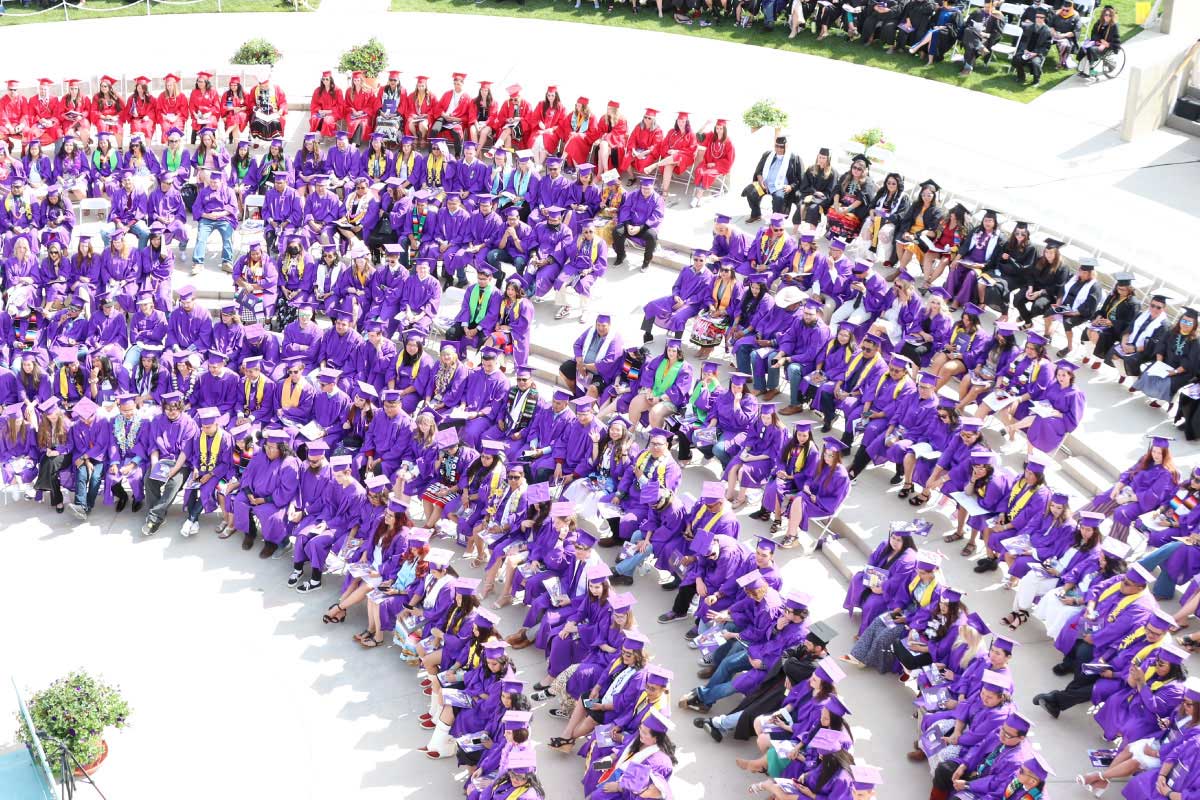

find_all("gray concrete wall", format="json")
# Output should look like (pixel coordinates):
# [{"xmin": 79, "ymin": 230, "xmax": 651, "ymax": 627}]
[{"xmin": 1120, "ymin": 34, "xmax": 1200, "ymax": 140}]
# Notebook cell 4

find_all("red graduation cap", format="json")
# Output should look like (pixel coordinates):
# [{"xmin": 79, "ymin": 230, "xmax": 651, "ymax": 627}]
[
  {"xmin": 677, "ymin": 111, "xmax": 689, "ymax": 120},
  {"xmin": 228, "ymin": 76, "xmax": 241, "ymax": 85},
  {"xmin": 321, "ymin": 70, "xmax": 332, "ymax": 78},
  {"xmin": 37, "ymin": 78, "xmax": 54, "ymax": 86},
  {"xmin": 478, "ymin": 80, "xmax": 493, "ymax": 87},
  {"xmin": 163, "ymin": 73, "xmax": 180, "ymax": 82},
  {"xmin": 66, "ymin": 79, "xmax": 81, "ymax": 88},
  {"xmin": 546, "ymin": 84, "xmax": 558, "ymax": 92},
  {"xmin": 577, "ymin": 96, "xmax": 589, "ymax": 106},
  {"xmin": 387, "ymin": 70, "xmax": 401, "ymax": 79},
  {"xmin": 5, "ymin": 80, "xmax": 19, "ymax": 89},
  {"xmin": 197, "ymin": 71, "xmax": 213, "ymax": 80},
  {"xmin": 134, "ymin": 76, "xmax": 150, "ymax": 84},
  {"xmin": 607, "ymin": 99, "xmax": 620, "ymax": 108},
  {"xmin": 644, "ymin": 108, "xmax": 658, "ymax": 117},
  {"xmin": 99, "ymin": 75, "xmax": 117, "ymax": 85},
  {"xmin": 716, "ymin": 118, "xmax": 728, "ymax": 126},
  {"xmin": 415, "ymin": 75, "xmax": 429, "ymax": 82},
  {"xmin": 351, "ymin": 71, "xmax": 364, "ymax": 80},
  {"xmin": 452, "ymin": 72, "xmax": 467, "ymax": 80},
  {"xmin": 506, "ymin": 83, "xmax": 521, "ymax": 96}
]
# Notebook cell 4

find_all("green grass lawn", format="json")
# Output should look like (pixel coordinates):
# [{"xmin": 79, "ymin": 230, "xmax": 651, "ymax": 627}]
[
  {"xmin": 390, "ymin": 0, "xmax": 1139, "ymax": 103},
  {"xmin": 0, "ymin": 0, "xmax": 314, "ymax": 26}
]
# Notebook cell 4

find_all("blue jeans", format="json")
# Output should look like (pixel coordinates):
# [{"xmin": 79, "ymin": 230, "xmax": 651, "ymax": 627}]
[
  {"xmin": 75, "ymin": 462, "xmax": 103, "ymax": 510},
  {"xmin": 711, "ymin": 710, "xmax": 742, "ymax": 732},
  {"xmin": 123, "ymin": 344, "xmax": 143, "ymax": 371},
  {"xmin": 615, "ymin": 531, "xmax": 653, "ymax": 576},
  {"xmin": 193, "ymin": 218, "xmax": 235, "ymax": 265},
  {"xmin": 713, "ymin": 438, "xmax": 736, "ymax": 468},
  {"xmin": 761, "ymin": 0, "xmax": 779, "ymax": 26},
  {"xmin": 786, "ymin": 362, "xmax": 809, "ymax": 405},
  {"xmin": 1140, "ymin": 541, "xmax": 1184, "ymax": 600},
  {"xmin": 695, "ymin": 639, "xmax": 751, "ymax": 705},
  {"xmin": 103, "ymin": 221, "xmax": 150, "ymax": 249},
  {"xmin": 735, "ymin": 343, "xmax": 755, "ymax": 375}
]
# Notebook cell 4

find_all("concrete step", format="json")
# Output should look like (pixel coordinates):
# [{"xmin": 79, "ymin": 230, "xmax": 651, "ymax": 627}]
[
  {"xmin": 1059, "ymin": 454, "xmax": 1114, "ymax": 497},
  {"xmin": 1166, "ymin": 113, "xmax": 1200, "ymax": 138}
]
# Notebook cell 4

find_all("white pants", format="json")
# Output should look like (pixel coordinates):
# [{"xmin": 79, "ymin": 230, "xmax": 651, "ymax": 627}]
[
  {"xmin": 1034, "ymin": 590, "xmax": 1081, "ymax": 641},
  {"xmin": 1014, "ymin": 572, "xmax": 1059, "ymax": 613}
]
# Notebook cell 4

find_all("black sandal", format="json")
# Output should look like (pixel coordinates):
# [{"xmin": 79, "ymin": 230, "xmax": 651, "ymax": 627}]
[
  {"xmin": 909, "ymin": 492, "xmax": 930, "ymax": 506},
  {"xmin": 897, "ymin": 484, "xmax": 915, "ymax": 498},
  {"xmin": 361, "ymin": 636, "xmax": 382, "ymax": 648},
  {"xmin": 323, "ymin": 603, "xmax": 346, "ymax": 624},
  {"xmin": 1009, "ymin": 611, "xmax": 1030, "ymax": 630}
]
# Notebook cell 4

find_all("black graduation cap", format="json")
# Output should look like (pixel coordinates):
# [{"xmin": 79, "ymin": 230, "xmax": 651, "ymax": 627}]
[
  {"xmin": 818, "ymin": 147, "xmax": 830, "ymax": 157},
  {"xmin": 1043, "ymin": 238, "xmax": 1063, "ymax": 249},
  {"xmin": 982, "ymin": 208, "xmax": 999, "ymax": 219},
  {"xmin": 951, "ymin": 202, "xmax": 970, "ymax": 217},
  {"xmin": 807, "ymin": 620, "xmax": 838, "ymax": 646},
  {"xmin": 1014, "ymin": 220, "xmax": 1032, "ymax": 230},
  {"xmin": 919, "ymin": 178, "xmax": 941, "ymax": 192},
  {"xmin": 1151, "ymin": 292, "xmax": 1172, "ymax": 305},
  {"xmin": 851, "ymin": 153, "xmax": 871, "ymax": 167},
  {"xmin": 1112, "ymin": 271, "xmax": 1136, "ymax": 287}
]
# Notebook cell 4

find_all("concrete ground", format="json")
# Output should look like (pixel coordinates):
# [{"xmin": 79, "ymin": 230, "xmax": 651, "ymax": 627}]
[{"xmin": 1, "ymin": 6, "xmax": 1198, "ymax": 800}]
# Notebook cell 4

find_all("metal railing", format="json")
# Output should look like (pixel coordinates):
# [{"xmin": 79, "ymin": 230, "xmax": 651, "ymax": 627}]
[{"xmin": 0, "ymin": 0, "xmax": 314, "ymax": 22}]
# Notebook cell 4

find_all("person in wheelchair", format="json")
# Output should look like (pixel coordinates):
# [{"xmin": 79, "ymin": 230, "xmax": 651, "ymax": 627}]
[{"xmin": 1077, "ymin": 4, "xmax": 1121, "ymax": 79}]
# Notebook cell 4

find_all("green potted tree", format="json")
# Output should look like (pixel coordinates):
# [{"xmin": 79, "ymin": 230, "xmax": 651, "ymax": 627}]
[
  {"xmin": 231, "ymin": 38, "xmax": 282, "ymax": 67},
  {"xmin": 338, "ymin": 38, "xmax": 388, "ymax": 88},
  {"xmin": 742, "ymin": 99, "xmax": 790, "ymax": 139},
  {"xmin": 16, "ymin": 670, "xmax": 131, "ymax": 776}
]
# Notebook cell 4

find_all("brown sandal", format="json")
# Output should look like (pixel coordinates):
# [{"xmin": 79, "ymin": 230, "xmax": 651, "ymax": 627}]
[
  {"xmin": 961, "ymin": 542, "xmax": 978, "ymax": 557},
  {"xmin": 943, "ymin": 530, "xmax": 965, "ymax": 543}
]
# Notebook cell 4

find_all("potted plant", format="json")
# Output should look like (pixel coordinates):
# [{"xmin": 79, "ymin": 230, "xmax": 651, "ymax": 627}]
[
  {"xmin": 16, "ymin": 670, "xmax": 131, "ymax": 776},
  {"xmin": 847, "ymin": 127, "xmax": 896, "ymax": 161},
  {"xmin": 231, "ymin": 37, "xmax": 282, "ymax": 66},
  {"xmin": 742, "ymin": 99, "xmax": 789, "ymax": 139},
  {"xmin": 337, "ymin": 38, "xmax": 388, "ymax": 87}
]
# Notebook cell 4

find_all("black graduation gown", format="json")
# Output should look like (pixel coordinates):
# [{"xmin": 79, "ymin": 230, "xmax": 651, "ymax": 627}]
[{"xmin": 730, "ymin": 650, "xmax": 819, "ymax": 740}]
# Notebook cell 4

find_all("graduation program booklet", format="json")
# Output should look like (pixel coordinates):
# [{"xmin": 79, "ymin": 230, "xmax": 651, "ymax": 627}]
[
  {"xmin": 148, "ymin": 459, "xmax": 176, "ymax": 482},
  {"xmin": 544, "ymin": 576, "xmax": 566, "ymax": 605},
  {"xmin": 863, "ymin": 567, "xmax": 887, "ymax": 591},
  {"xmin": 950, "ymin": 491, "xmax": 988, "ymax": 519},
  {"xmin": 1029, "ymin": 401, "xmax": 1057, "ymax": 419},
  {"xmin": 909, "ymin": 441, "xmax": 941, "ymax": 460},
  {"xmin": 592, "ymin": 724, "xmax": 617, "ymax": 749},
  {"xmin": 1081, "ymin": 661, "xmax": 1110, "ymax": 676},
  {"xmin": 1089, "ymin": 748, "xmax": 1118, "ymax": 768},
  {"xmin": 773, "ymin": 778, "xmax": 803, "ymax": 796},
  {"xmin": 694, "ymin": 629, "xmax": 726, "ymax": 657},
  {"xmin": 440, "ymin": 689, "xmax": 474, "ymax": 709},
  {"xmin": 1003, "ymin": 534, "xmax": 1034, "ymax": 556},
  {"xmin": 455, "ymin": 732, "xmax": 488, "ymax": 753},
  {"xmin": 298, "ymin": 420, "xmax": 325, "ymax": 441},
  {"xmin": 914, "ymin": 684, "xmax": 953, "ymax": 712}
]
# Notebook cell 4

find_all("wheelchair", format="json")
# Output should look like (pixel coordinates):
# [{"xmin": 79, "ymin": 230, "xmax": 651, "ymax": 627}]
[{"xmin": 1078, "ymin": 46, "xmax": 1126, "ymax": 81}]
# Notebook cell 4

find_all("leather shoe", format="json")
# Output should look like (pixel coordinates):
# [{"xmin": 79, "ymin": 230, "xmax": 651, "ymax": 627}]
[
  {"xmin": 1051, "ymin": 662, "xmax": 1073, "ymax": 676},
  {"xmin": 597, "ymin": 536, "xmax": 621, "ymax": 549},
  {"xmin": 114, "ymin": 496, "xmax": 127, "ymax": 513},
  {"xmin": 1033, "ymin": 693, "xmax": 1061, "ymax": 718},
  {"xmin": 907, "ymin": 749, "xmax": 927, "ymax": 762},
  {"xmin": 698, "ymin": 665, "xmax": 715, "ymax": 679}
]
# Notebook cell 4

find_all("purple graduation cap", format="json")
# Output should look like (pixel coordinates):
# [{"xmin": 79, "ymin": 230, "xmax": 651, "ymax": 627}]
[
  {"xmin": 915, "ymin": 550, "xmax": 942, "ymax": 571},
  {"xmin": 474, "ymin": 607, "xmax": 500, "ymax": 628},
  {"xmin": 699, "ymin": 480, "xmax": 725, "ymax": 503},
  {"xmin": 1184, "ymin": 677, "xmax": 1200, "ymax": 702},
  {"xmin": 814, "ymin": 655, "xmax": 846, "ymax": 684},
  {"xmin": 586, "ymin": 562, "xmax": 613, "ymax": 582},
  {"xmin": 645, "ymin": 665, "xmax": 672, "ymax": 687},
  {"xmin": 574, "ymin": 530, "xmax": 598, "ymax": 549},
  {"xmin": 36, "ymin": 397, "xmax": 60, "ymax": 415},
  {"xmin": 1158, "ymin": 643, "xmax": 1189, "ymax": 665},
  {"xmin": 195, "ymin": 406, "xmax": 221, "ymax": 424},
  {"xmin": 960, "ymin": 417, "xmax": 985, "ymax": 432},
  {"xmin": 942, "ymin": 587, "xmax": 964, "ymax": 604},
  {"xmin": 735, "ymin": 569, "xmax": 767, "ymax": 591},
  {"xmin": 329, "ymin": 455, "xmax": 353, "ymax": 472},
  {"xmin": 729, "ymin": 371, "xmax": 751, "ymax": 386},
  {"xmin": 917, "ymin": 371, "xmax": 938, "ymax": 387},
  {"xmin": 822, "ymin": 436, "xmax": 847, "ymax": 453},
  {"xmin": 1126, "ymin": 563, "xmax": 1153, "ymax": 586},
  {"xmin": 622, "ymin": 630, "xmax": 648, "ymax": 651},
  {"xmin": 454, "ymin": 577, "xmax": 481, "ymax": 596},
  {"xmin": 981, "ymin": 669, "xmax": 1013, "ymax": 694},
  {"xmin": 482, "ymin": 639, "xmax": 508, "ymax": 658},
  {"xmin": 714, "ymin": 213, "xmax": 732, "ymax": 224},
  {"xmin": 426, "ymin": 548, "xmax": 454, "ymax": 569},
  {"xmin": 1006, "ymin": 711, "xmax": 1032, "ymax": 734},
  {"xmin": 502, "ymin": 710, "xmax": 533, "ymax": 730},
  {"xmin": 434, "ymin": 427, "xmax": 460, "ymax": 449},
  {"xmin": 993, "ymin": 635, "xmax": 1019, "ymax": 654},
  {"xmin": 315, "ymin": 367, "xmax": 342, "ymax": 385},
  {"xmin": 825, "ymin": 696, "xmax": 852, "ymax": 718},
  {"xmin": 365, "ymin": 474, "xmax": 390, "ymax": 492},
  {"xmin": 756, "ymin": 536, "xmax": 777, "ymax": 553},
  {"xmin": 526, "ymin": 482, "xmax": 552, "ymax": 504},
  {"xmin": 571, "ymin": 396, "xmax": 595, "ymax": 412},
  {"xmin": 307, "ymin": 441, "xmax": 330, "ymax": 456},
  {"xmin": 506, "ymin": 747, "xmax": 537, "ymax": 775},
  {"xmin": 783, "ymin": 591, "xmax": 811, "ymax": 612},
  {"xmin": 160, "ymin": 391, "xmax": 184, "ymax": 405},
  {"xmin": 809, "ymin": 728, "xmax": 852, "ymax": 755},
  {"xmin": 355, "ymin": 380, "xmax": 379, "ymax": 401},
  {"xmin": 1100, "ymin": 538, "xmax": 1130, "ymax": 560},
  {"xmin": 1023, "ymin": 754, "xmax": 1053, "ymax": 783},
  {"xmin": 829, "ymin": 237, "xmax": 848, "ymax": 251},
  {"xmin": 849, "ymin": 765, "xmax": 884, "ymax": 791},
  {"xmin": 640, "ymin": 483, "xmax": 663, "ymax": 505},
  {"xmin": 72, "ymin": 396, "xmax": 98, "ymax": 420},
  {"xmin": 440, "ymin": 339, "xmax": 466, "ymax": 356},
  {"xmin": 637, "ymin": 175, "xmax": 655, "ymax": 187},
  {"xmin": 1054, "ymin": 358, "xmax": 1079, "ymax": 372},
  {"xmin": 969, "ymin": 450, "xmax": 997, "ymax": 466},
  {"xmin": 1146, "ymin": 434, "xmax": 1174, "ymax": 449},
  {"xmin": 1025, "ymin": 459, "xmax": 1046, "ymax": 475},
  {"xmin": 689, "ymin": 529, "xmax": 718, "ymax": 555},
  {"xmin": 549, "ymin": 500, "xmax": 575, "ymax": 517},
  {"xmin": 966, "ymin": 612, "xmax": 991, "ymax": 635},
  {"xmin": 1148, "ymin": 609, "xmax": 1178, "ymax": 631},
  {"xmin": 643, "ymin": 709, "xmax": 675, "ymax": 733},
  {"xmin": 609, "ymin": 592, "xmax": 637, "ymax": 612}
]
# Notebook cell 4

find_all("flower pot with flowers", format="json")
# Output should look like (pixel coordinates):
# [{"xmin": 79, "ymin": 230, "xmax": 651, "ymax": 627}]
[
  {"xmin": 15, "ymin": 670, "xmax": 131, "ymax": 777},
  {"xmin": 742, "ymin": 99, "xmax": 790, "ymax": 139}
]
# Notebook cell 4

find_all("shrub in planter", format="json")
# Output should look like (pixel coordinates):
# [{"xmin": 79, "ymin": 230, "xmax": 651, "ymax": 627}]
[
  {"xmin": 232, "ymin": 38, "xmax": 282, "ymax": 66},
  {"xmin": 742, "ymin": 99, "xmax": 789, "ymax": 133},
  {"xmin": 337, "ymin": 38, "xmax": 388, "ymax": 79},
  {"xmin": 16, "ymin": 670, "xmax": 131, "ymax": 770}
]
